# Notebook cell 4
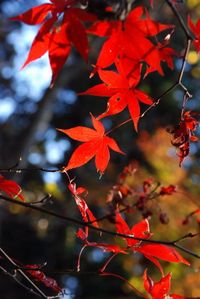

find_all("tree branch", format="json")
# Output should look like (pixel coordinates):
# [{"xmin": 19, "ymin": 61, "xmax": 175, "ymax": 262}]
[
  {"xmin": 0, "ymin": 195, "xmax": 199, "ymax": 259},
  {"xmin": 165, "ymin": 0, "xmax": 193, "ymax": 39},
  {"xmin": 0, "ymin": 247, "xmax": 58, "ymax": 299}
]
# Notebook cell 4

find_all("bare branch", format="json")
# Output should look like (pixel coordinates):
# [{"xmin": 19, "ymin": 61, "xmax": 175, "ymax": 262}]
[
  {"xmin": 165, "ymin": 0, "xmax": 193, "ymax": 39},
  {"xmin": 0, "ymin": 247, "xmax": 51, "ymax": 299},
  {"xmin": 0, "ymin": 195, "xmax": 199, "ymax": 259}
]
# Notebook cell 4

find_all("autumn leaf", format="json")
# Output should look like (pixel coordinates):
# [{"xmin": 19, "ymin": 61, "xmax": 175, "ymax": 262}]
[
  {"xmin": 115, "ymin": 213, "xmax": 190, "ymax": 270},
  {"xmin": 10, "ymin": 3, "xmax": 54, "ymax": 25},
  {"xmin": 138, "ymin": 243, "xmax": 190, "ymax": 265},
  {"xmin": 0, "ymin": 175, "xmax": 25, "ymax": 201},
  {"xmin": 188, "ymin": 16, "xmax": 200, "ymax": 53},
  {"xmin": 81, "ymin": 69, "xmax": 153, "ymax": 130},
  {"xmin": 11, "ymin": 3, "xmax": 96, "ymax": 85},
  {"xmin": 115, "ymin": 212, "xmax": 151, "ymax": 247},
  {"xmin": 88, "ymin": 6, "xmax": 174, "ymax": 75},
  {"xmin": 143, "ymin": 270, "xmax": 200, "ymax": 299},
  {"xmin": 144, "ymin": 270, "xmax": 171, "ymax": 299},
  {"xmin": 58, "ymin": 115, "xmax": 124, "ymax": 173}
]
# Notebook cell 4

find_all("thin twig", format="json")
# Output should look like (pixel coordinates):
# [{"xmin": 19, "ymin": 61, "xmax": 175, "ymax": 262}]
[
  {"xmin": 0, "ymin": 247, "xmax": 50, "ymax": 299},
  {"xmin": 173, "ymin": 232, "xmax": 200, "ymax": 243},
  {"xmin": 178, "ymin": 39, "xmax": 192, "ymax": 83},
  {"xmin": 0, "ymin": 266, "xmax": 42, "ymax": 298},
  {"xmin": 165, "ymin": 0, "xmax": 193, "ymax": 39},
  {"xmin": 0, "ymin": 166, "xmax": 63, "ymax": 174},
  {"xmin": 0, "ymin": 195, "xmax": 199, "ymax": 259}
]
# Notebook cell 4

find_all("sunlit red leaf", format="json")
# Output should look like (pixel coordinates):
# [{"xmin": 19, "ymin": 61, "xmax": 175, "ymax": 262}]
[
  {"xmin": 138, "ymin": 244, "xmax": 190, "ymax": 265},
  {"xmin": 81, "ymin": 69, "xmax": 152, "ymax": 131},
  {"xmin": 144, "ymin": 270, "xmax": 171, "ymax": 299},
  {"xmin": 115, "ymin": 213, "xmax": 189, "ymax": 268},
  {"xmin": 11, "ymin": 3, "xmax": 53, "ymax": 25},
  {"xmin": 88, "ymin": 6, "xmax": 174, "ymax": 74},
  {"xmin": 143, "ymin": 271, "xmax": 199, "ymax": 299},
  {"xmin": 12, "ymin": 3, "xmax": 96, "ymax": 85},
  {"xmin": 49, "ymin": 20, "xmax": 71, "ymax": 85},
  {"xmin": 115, "ymin": 213, "xmax": 151, "ymax": 248},
  {"xmin": 22, "ymin": 17, "xmax": 55, "ymax": 69},
  {"xmin": 58, "ymin": 115, "xmax": 124, "ymax": 173}
]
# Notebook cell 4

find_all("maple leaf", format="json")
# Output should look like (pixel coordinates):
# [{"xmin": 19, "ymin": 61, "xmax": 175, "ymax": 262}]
[
  {"xmin": 144, "ymin": 270, "xmax": 171, "ymax": 299},
  {"xmin": 188, "ymin": 16, "xmax": 200, "ymax": 53},
  {"xmin": 0, "ymin": 175, "xmax": 25, "ymax": 201},
  {"xmin": 88, "ymin": 6, "xmax": 174, "ymax": 73},
  {"xmin": 58, "ymin": 115, "xmax": 124, "ymax": 173},
  {"xmin": 115, "ymin": 213, "xmax": 190, "ymax": 271},
  {"xmin": 81, "ymin": 69, "xmax": 153, "ymax": 130},
  {"xmin": 143, "ymin": 42, "xmax": 178, "ymax": 76},
  {"xmin": 115, "ymin": 212, "xmax": 152, "ymax": 247},
  {"xmin": 11, "ymin": 3, "xmax": 96, "ymax": 85},
  {"xmin": 143, "ymin": 270, "xmax": 200, "ymax": 299}
]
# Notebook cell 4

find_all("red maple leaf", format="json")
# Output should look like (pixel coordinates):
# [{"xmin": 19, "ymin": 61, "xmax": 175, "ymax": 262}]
[
  {"xmin": 143, "ymin": 42, "xmax": 177, "ymax": 76},
  {"xmin": 58, "ymin": 115, "xmax": 124, "ymax": 174},
  {"xmin": 144, "ymin": 270, "xmax": 171, "ymax": 299},
  {"xmin": 188, "ymin": 16, "xmax": 200, "ymax": 53},
  {"xmin": 144, "ymin": 270, "xmax": 199, "ymax": 299},
  {"xmin": 88, "ymin": 6, "xmax": 174, "ymax": 74},
  {"xmin": 81, "ymin": 69, "xmax": 153, "ymax": 130},
  {"xmin": 0, "ymin": 175, "xmax": 25, "ymax": 201},
  {"xmin": 11, "ymin": 2, "xmax": 96, "ymax": 85},
  {"xmin": 115, "ymin": 212, "xmax": 152, "ymax": 247},
  {"xmin": 115, "ymin": 213, "xmax": 190, "ymax": 272}
]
